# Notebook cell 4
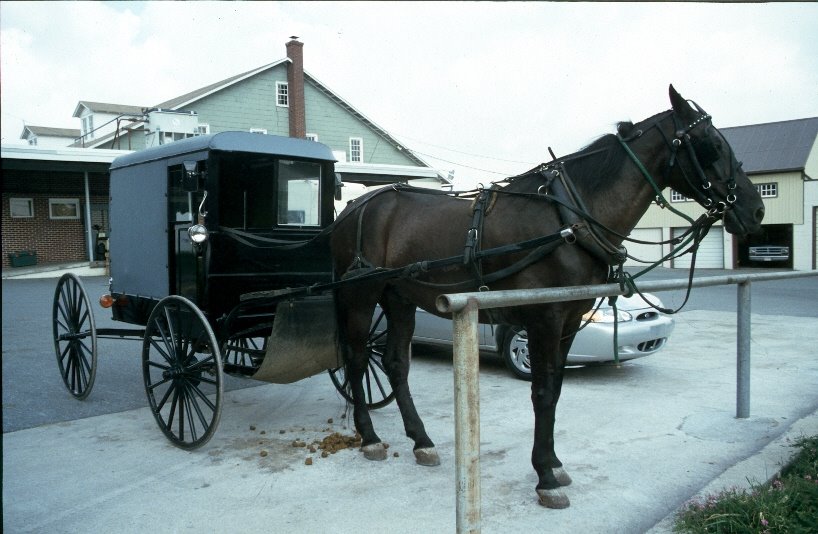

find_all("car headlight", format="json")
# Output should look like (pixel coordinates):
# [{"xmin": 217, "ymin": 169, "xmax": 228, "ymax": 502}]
[
  {"xmin": 582, "ymin": 308, "xmax": 633, "ymax": 323},
  {"xmin": 188, "ymin": 224, "xmax": 208, "ymax": 244}
]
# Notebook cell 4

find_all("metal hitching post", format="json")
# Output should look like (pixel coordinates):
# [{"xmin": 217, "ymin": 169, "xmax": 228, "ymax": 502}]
[
  {"xmin": 736, "ymin": 280, "xmax": 751, "ymax": 418},
  {"xmin": 453, "ymin": 298, "xmax": 481, "ymax": 534}
]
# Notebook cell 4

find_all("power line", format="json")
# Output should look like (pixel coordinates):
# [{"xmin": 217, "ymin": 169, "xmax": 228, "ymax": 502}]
[{"xmin": 394, "ymin": 131, "xmax": 537, "ymax": 165}]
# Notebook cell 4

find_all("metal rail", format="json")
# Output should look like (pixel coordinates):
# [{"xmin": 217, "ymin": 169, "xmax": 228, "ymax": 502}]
[{"xmin": 436, "ymin": 270, "xmax": 818, "ymax": 534}]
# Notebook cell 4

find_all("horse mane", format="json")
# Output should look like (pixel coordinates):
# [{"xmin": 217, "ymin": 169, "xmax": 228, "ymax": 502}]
[{"xmin": 560, "ymin": 120, "xmax": 645, "ymax": 192}]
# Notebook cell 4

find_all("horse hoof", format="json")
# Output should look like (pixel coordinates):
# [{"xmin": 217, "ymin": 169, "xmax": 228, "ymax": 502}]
[
  {"xmin": 553, "ymin": 467, "xmax": 572, "ymax": 486},
  {"xmin": 537, "ymin": 488, "xmax": 570, "ymax": 509},
  {"xmin": 413, "ymin": 447, "xmax": 441, "ymax": 466},
  {"xmin": 361, "ymin": 443, "xmax": 387, "ymax": 461}
]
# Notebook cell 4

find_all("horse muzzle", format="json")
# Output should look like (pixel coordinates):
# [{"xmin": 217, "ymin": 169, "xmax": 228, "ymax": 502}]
[{"xmin": 723, "ymin": 203, "xmax": 765, "ymax": 236}]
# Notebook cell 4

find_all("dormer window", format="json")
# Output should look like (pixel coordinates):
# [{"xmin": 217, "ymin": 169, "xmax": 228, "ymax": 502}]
[{"xmin": 81, "ymin": 115, "xmax": 94, "ymax": 140}]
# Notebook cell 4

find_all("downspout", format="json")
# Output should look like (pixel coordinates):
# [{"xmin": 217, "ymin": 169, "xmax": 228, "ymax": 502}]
[{"xmin": 84, "ymin": 171, "xmax": 94, "ymax": 262}]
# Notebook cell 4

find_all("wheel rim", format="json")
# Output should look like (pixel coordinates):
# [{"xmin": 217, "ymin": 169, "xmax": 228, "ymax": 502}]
[
  {"xmin": 507, "ymin": 330, "xmax": 531, "ymax": 375},
  {"xmin": 142, "ymin": 296, "xmax": 223, "ymax": 449},
  {"xmin": 53, "ymin": 273, "xmax": 97, "ymax": 399},
  {"xmin": 329, "ymin": 310, "xmax": 395, "ymax": 410}
]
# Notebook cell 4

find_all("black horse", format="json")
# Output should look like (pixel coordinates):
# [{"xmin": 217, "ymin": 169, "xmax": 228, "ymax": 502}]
[{"xmin": 330, "ymin": 86, "xmax": 764, "ymax": 508}]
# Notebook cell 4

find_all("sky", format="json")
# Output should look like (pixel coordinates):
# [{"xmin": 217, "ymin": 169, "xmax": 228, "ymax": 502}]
[{"xmin": 2, "ymin": 1, "xmax": 817, "ymax": 187}]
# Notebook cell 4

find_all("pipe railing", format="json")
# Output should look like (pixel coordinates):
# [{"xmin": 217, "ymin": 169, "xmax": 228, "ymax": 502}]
[{"xmin": 436, "ymin": 270, "xmax": 817, "ymax": 534}]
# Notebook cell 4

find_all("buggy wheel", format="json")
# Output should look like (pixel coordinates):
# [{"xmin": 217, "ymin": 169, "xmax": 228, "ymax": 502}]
[
  {"xmin": 53, "ymin": 273, "xmax": 98, "ymax": 399},
  {"xmin": 329, "ymin": 309, "xmax": 395, "ymax": 410},
  {"xmin": 142, "ymin": 296, "xmax": 223, "ymax": 450}
]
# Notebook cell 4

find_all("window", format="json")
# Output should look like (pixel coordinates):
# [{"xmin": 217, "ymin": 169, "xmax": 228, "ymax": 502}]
[
  {"xmin": 349, "ymin": 137, "xmax": 363, "ymax": 163},
  {"xmin": 10, "ymin": 198, "xmax": 34, "ymax": 218},
  {"xmin": 194, "ymin": 124, "xmax": 210, "ymax": 136},
  {"xmin": 250, "ymin": 128, "xmax": 268, "ymax": 135},
  {"xmin": 82, "ymin": 115, "xmax": 94, "ymax": 140},
  {"xmin": 49, "ymin": 198, "xmax": 81, "ymax": 219},
  {"xmin": 306, "ymin": 133, "xmax": 318, "ymax": 142},
  {"xmin": 276, "ymin": 82, "xmax": 289, "ymax": 107},
  {"xmin": 161, "ymin": 131, "xmax": 195, "ymax": 145},
  {"xmin": 28, "ymin": 136, "xmax": 37, "ymax": 146},
  {"xmin": 756, "ymin": 182, "xmax": 778, "ymax": 198},
  {"xmin": 670, "ymin": 190, "xmax": 693, "ymax": 203},
  {"xmin": 277, "ymin": 159, "xmax": 322, "ymax": 226}
]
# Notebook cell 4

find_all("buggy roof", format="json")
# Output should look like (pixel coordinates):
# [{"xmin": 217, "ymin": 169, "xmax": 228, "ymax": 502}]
[{"xmin": 109, "ymin": 131, "xmax": 336, "ymax": 171}]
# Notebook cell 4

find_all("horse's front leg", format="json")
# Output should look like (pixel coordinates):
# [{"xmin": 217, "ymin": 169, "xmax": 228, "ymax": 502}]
[
  {"xmin": 528, "ymin": 326, "xmax": 571, "ymax": 509},
  {"xmin": 381, "ymin": 290, "xmax": 439, "ymax": 466}
]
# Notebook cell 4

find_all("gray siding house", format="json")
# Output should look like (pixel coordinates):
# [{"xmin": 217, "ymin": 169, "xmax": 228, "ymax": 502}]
[{"xmin": 74, "ymin": 39, "xmax": 439, "ymax": 187}]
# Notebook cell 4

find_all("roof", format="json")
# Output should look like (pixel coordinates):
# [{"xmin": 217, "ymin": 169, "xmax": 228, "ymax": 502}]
[
  {"xmin": 22, "ymin": 126, "xmax": 80, "ymax": 138},
  {"xmin": 109, "ymin": 131, "xmax": 336, "ymax": 171},
  {"xmin": 1, "ymin": 143, "xmax": 132, "ymax": 173},
  {"xmin": 722, "ymin": 117, "xmax": 818, "ymax": 174},
  {"xmin": 73, "ymin": 101, "xmax": 146, "ymax": 118},
  {"xmin": 155, "ymin": 60, "xmax": 289, "ymax": 110}
]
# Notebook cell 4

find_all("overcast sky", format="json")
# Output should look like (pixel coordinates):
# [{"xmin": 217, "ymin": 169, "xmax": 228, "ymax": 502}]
[{"xmin": 2, "ymin": 1, "xmax": 817, "ymax": 187}]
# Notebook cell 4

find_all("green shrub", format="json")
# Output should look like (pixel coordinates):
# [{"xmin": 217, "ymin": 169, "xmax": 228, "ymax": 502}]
[{"xmin": 674, "ymin": 435, "xmax": 818, "ymax": 533}]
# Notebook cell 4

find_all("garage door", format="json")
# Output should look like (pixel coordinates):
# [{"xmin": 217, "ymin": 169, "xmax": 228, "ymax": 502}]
[
  {"xmin": 672, "ymin": 226, "xmax": 724, "ymax": 269},
  {"xmin": 624, "ymin": 228, "xmax": 663, "ymax": 267}
]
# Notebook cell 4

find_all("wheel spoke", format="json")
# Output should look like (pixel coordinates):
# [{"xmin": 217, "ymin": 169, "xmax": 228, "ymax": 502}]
[{"xmin": 154, "ymin": 379, "xmax": 176, "ymax": 411}]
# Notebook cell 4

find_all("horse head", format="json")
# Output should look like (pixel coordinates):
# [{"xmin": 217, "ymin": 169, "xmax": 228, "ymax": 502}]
[{"xmin": 667, "ymin": 85, "xmax": 764, "ymax": 236}]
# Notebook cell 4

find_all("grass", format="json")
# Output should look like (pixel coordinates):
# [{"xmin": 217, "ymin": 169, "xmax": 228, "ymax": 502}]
[{"xmin": 673, "ymin": 435, "xmax": 818, "ymax": 534}]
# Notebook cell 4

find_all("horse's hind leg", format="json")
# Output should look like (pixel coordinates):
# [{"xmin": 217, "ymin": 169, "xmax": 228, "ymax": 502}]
[
  {"xmin": 381, "ymin": 289, "xmax": 440, "ymax": 466},
  {"xmin": 337, "ymin": 290, "xmax": 387, "ymax": 460}
]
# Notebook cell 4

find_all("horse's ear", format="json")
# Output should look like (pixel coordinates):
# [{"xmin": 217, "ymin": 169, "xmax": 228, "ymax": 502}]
[{"xmin": 669, "ymin": 84, "xmax": 695, "ymax": 120}]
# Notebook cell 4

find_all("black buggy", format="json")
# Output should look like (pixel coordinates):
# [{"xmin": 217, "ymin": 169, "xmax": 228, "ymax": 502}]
[{"xmin": 52, "ymin": 132, "xmax": 392, "ymax": 449}]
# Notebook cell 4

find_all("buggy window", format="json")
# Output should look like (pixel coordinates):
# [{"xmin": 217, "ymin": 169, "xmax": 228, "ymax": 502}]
[
  {"xmin": 277, "ymin": 160, "xmax": 321, "ymax": 226},
  {"xmin": 218, "ymin": 155, "xmax": 276, "ymax": 229}
]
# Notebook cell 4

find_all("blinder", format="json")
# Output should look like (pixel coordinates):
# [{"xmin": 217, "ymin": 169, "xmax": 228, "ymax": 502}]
[{"xmin": 667, "ymin": 104, "xmax": 742, "ymax": 215}]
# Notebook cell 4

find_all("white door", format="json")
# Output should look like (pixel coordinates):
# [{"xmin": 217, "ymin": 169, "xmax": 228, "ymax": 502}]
[
  {"xmin": 672, "ymin": 226, "xmax": 724, "ymax": 269},
  {"xmin": 624, "ymin": 228, "xmax": 664, "ymax": 267}
]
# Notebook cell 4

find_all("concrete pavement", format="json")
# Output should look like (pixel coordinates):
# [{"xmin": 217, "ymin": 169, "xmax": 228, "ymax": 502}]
[{"xmin": 3, "ymin": 263, "xmax": 817, "ymax": 532}]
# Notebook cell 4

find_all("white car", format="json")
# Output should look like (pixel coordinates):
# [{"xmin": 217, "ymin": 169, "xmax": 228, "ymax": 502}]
[{"xmin": 409, "ymin": 293, "xmax": 675, "ymax": 380}]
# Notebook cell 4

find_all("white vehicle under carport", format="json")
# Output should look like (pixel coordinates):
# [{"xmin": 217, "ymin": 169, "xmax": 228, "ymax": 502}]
[{"xmin": 410, "ymin": 293, "xmax": 675, "ymax": 380}]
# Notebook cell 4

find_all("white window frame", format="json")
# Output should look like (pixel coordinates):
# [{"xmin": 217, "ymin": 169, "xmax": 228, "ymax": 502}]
[
  {"xmin": 28, "ymin": 135, "xmax": 37, "ymax": 146},
  {"xmin": 756, "ymin": 182, "xmax": 778, "ymax": 198},
  {"xmin": 349, "ymin": 137, "xmax": 363, "ymax": 163},
  {"xmin": 48, "ymin": 198, "xmax": 81, "ymax": 220},
  {"xmin": 670, "ymin": 190, "xmax": 693, "ymax": 203},
  {"xmin": 82, "ymin": 115, "xmax": 94, "ymax": 140},
  {"xmin": 250, "ymin": 128, "xmax": 268, "ymax": 135},
  {"xmin": 306, "ymin": 133, "xmax": 318, "ymax": 142},
  {"xmin": 194, "ymin": 124, "xmax": 210, "ymax": 136},
  {"xmin": 10, "ymin": 198, "xmax": 34, "ymax": 218},
  {"xmin": 276, "ymin": 81, "xmax": 289, "ymax": 107}
]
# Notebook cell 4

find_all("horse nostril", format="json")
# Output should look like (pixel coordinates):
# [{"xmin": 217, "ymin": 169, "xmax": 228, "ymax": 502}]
[{"xmin": 755, "ymin": 206, "xmax": 765, "ymax": 223}]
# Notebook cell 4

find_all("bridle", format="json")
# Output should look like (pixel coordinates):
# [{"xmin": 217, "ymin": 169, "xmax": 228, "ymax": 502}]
[{"xmin": 620, "ymin": 104, "xmax": 744, "ymax": 223}]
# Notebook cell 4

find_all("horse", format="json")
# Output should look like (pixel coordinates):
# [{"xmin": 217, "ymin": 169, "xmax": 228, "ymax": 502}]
[{"xmin": 329, "ymin": 85, "xmax": 765, "ymax": 508}]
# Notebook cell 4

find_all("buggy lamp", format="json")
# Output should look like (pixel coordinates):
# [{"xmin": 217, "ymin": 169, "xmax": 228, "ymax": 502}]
[
  {"xmin": 99, "ymin": 294, "xmax": 114, "ymax": 308},
  {"xmin": 188, "ymin": 224, "xmax": 208, "ymax": 244}
]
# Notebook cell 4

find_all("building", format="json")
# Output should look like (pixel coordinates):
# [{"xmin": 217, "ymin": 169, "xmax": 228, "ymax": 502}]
[
  {"xmin": 20, "ymin": 126, "xmax": 81, "ymax": 148},
  {"xmin": 626, "ymin": 117, "xmax": 818, "ymax": 271},
  {"xmin": 3, "ymin": 39, "xmax": 445, "ymax": 270}
]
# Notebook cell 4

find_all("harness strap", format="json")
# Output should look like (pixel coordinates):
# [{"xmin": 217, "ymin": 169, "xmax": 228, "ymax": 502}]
[{"xmin": 543, "ymin": 165, "xmax": 627, "ymax": 266}]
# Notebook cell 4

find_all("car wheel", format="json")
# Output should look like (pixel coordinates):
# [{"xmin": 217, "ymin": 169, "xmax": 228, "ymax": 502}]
[{"xmin": 501, "ymin": 326, "xmax": 532, "ymax": 381}]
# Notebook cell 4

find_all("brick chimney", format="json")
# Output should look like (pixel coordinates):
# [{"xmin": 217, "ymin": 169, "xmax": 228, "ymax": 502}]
[{"xmin": 286, "ymin": 38, "xmax": 306, "ymax": 138}]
